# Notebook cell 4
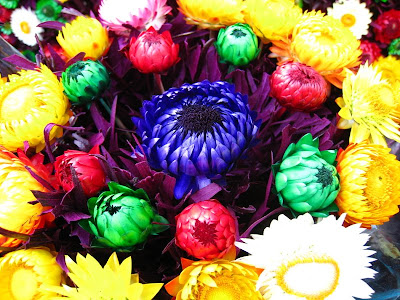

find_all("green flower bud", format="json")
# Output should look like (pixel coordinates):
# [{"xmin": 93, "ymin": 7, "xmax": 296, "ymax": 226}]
[
  {"xmin": 35, "ymin": 0, "xmax": 62, "ymax": 22},
  {"xmin": 388, "ymin": 38, "xmax": 400, "ymax": 56},
  {"xmin": 0, "ymin": 0, "xmax": 19, "ymax": 9},
  {"xmin": 62, "ymin": 59, "xmax": 110, "ymax": 107},
  {"xmin": 215, "ymin": 23, "xmax": 260, "ymax": 67},
  {"xmin": 80, "ymin": 182, "xmax": 169, "ymax": 251},
  {"xmin": 1, "ymin": 22, "xmax": 12, "ymax": 35},
  {"xmin": 272, "ymin": 133, "xmax": 340, "ymax": 218},
  {"xmin": 22, "ymin": 50, "xmax": 36, "ymax": 62}
]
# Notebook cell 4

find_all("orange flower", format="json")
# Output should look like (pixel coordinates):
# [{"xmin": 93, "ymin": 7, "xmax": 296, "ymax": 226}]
[
  {"xmin": 0, "ymin": 146, "xmax": 54, "ymax": 249},
  {"xmin": 336, "ymin": 141, "xmax": 400, "ymax": 228}
]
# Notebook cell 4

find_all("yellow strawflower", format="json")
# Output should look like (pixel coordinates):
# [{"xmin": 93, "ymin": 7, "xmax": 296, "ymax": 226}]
[
  {"xmin": 0, "ymin": 64, "xmax": 70, "ymax": 152},
  {"xmin": 0, "ymin": 247, "xmax": 64, "ymax": 300},
  {"xmin": 243, "ymin": 0, "xmax": 302, "ymax": 43},
  {"xmin": 57, "ymin": 16, "xmax": 110, "ymax": 60},
  {"xmin": 336, "ymin": 141, "xmax": 400, "ymax": 228},
  {"xmin": 373, "ymin": 55, "xmax": 400, "ymax": 97},
  {"xmin": 0, "ymin": 146, "xmax": 54, "ymax": 249},
  {"xmin": 270, "ymin": 11, "xmax": 361, "ymax": 88},
  {"xmin": 177, "ymin": 0, "xmax": 244, "ymax": 30},
  {"xmin": 165, "ymin": 258, "xmax": 263, "ymax": 300},
  {"xmin": 43, "ymin": 252, "xmax": 163, "ymax": 299},
  {"xmin": 336, "ymin": 63, "xmax": 400, "ymax": 146}
]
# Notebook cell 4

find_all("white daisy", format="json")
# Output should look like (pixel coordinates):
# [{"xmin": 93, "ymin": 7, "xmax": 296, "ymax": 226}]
[
  {"xmin": 327, "ymin": 0, "xmax": 372, "ymax": 39},
  {"xmin": 10, "ymin": 7, "xmax": 44, "ymax": 46},
  {"xmin": 236, "ymin": 213, "xmax": 376, "ymax": 300}
]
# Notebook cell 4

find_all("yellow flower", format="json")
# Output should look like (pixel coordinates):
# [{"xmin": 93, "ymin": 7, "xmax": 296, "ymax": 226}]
[
  {"xmin": 336, "ymin": 141, "xmax": 400, "ymax": 228},
  {"xmin": 177, "ymin": 0, "xmax": 244, "ymax": 30},
  {"xmin": 243, "ymin": 0, "xmax": 302, "ymax": 43},
  {"xmin": 373, "ymin": 55, "xmax": 400, "ymax": 98},
  {"xmin": 270, "ymin": 11, "xmax": 361, "ymax": 88},
  {"xmin": 57, "ymin": 16, "xmax": 110, "ymax": 60},
  {"xmin": 43, "ymin": 252, "xmax": 163, "ymax": 300},
  {"xmin": 0, "ymin": 64, "xmax": 70, "ymax": 152},
  {"xmin": 336, "ymin": 63, "xmax": 400, "ymax": 146},
  {"xmin": 165, "ymin": 258, "xmax": 263, "ymax": 300},
  {"xmin": 0, "ymin": 146, "xmax": 54, "ymax": 249},
  {"xmin": 0, "ymin": 247, "xmax": 64, "ymax": 300}
]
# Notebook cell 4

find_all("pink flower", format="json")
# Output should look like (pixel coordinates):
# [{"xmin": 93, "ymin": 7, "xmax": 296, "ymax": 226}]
[
  {"xmin": 175, "ymin": 200, "xmax": 236, "ymax": 260},
  {"xmin": 98, "ymin": 0, "xmax": 171, "ymax": 34},
  {"xmin": 359, "ymin": 40, "xmax": 382, "ymax": 64}
]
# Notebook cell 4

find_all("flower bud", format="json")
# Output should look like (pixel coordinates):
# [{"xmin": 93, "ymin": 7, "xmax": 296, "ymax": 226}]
[
  {"xmin": 175, "ymin": 199, "xmax": 236, "ymax": 259},
  {"xmin": 270, "ymin": 61, "xmax": 329, "ymax": 112},
  {"xmin": 272, "ymin": 133, "xmax": 340, "ymax": 217},
  {"xmin": 80, "ymin": 182, "xmax": 169, "ymax": 251},
  {"xmin": 388, "ymin": 37, "xmax": 400, "ymax": 56},
  {"xmin": 62, "ymin": 60, "xmax": 110, "ymax": 106},
  {"xmin": 128, "ymin": 27, "xmax": 180, "ymax": 74},
  {"xmin": 35, "ymin": 0, "xmax": 62, "ymax": 22},
  {"xmin": 54, "ymin": 147, "xmax": 106, "ymax": 197},
  {"xmin": 215, "ymin": 23, "xmax": 260, "ymax": 66}
]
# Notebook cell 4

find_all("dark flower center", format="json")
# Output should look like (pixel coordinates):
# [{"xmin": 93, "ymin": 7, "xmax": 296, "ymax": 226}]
[
  {"xmin": 231, "ymin": 28, "xmax": 247, "ymax": 38},
  {"xmin": 316, "ymin": 166, "xmax": 333, "ymax": 187},
  {"xmin": 105, "ymin": 204, "xmax": 121, "ymax": 215},
  {"xmin": 176, "ymin": 104, "xmax": 223, "ymax": 135},
  {"xmin": 192, "ymin": 219, "xmax": 218, "ymax": 246}
]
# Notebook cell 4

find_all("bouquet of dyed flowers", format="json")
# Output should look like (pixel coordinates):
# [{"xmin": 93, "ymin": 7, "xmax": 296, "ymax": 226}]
[{"xmin": 0, "ymin": 0, "xmax": 400, "ymax": 299}]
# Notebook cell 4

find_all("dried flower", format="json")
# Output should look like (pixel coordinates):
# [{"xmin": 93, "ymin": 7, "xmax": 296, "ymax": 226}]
[
  {"xmin": 359, "ymin": 40, "xmax": 382, "ymax": 64},
  {"xmin": 133, "ymin": 81, "xmax": 260, "ymax": 199},
  {"xmin": 215, "ymin": 23, "xmax": 260, "ymax": 66},
  {"xmin": 373, "ymin": 9, "xmax": 400, "ymax": 44},
  {"xmin": 270, "ymin": 61, "xmax": 329, "ymax": 112},
  {"xmin": 175, "ymin": 199, "xmax": 236, "ymax": 260},
  {"xmin": 128, "ymin": 27, "xmax": 180, "ymax": 74}
]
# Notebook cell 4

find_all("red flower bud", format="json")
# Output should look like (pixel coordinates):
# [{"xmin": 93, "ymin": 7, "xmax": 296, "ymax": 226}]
[
  {"xmin": 175, "ymin": 199, "xmax": 236, "ymax": 260},
  {"xmin": 270, "ymin": 61, "xmax": 329, "ymax": 112},
  {"xmin": 0, "ymin": 6, "xmax": 11, "ymax": 23},
  {"xmin": 359, "ymin": 40, "xmax": 382, "ymax": 64},
  {"xmin": 373, "ymin": 9, "xmax": 400, "ymax": 45},
  {"xmin": 128, "ymin": 27, "xmax": 180, "ymax": 74},
  {"xmin": 54, "ymin": 147, "xmax": 106, "ymax": 197}
]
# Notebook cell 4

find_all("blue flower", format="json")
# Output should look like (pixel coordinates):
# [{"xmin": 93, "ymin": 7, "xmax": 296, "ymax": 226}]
[{"xmin": 133, "ymin": 81, "xmax": 260, "ymax": 199}]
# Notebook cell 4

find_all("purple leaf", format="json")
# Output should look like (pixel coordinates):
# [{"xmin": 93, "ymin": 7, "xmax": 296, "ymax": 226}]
[
  {"xmin": 61, "ymin": 7, "xmax": 84, "ymax": 17},
  {"xmin": 2, "ymin": 54, "xmax": 37, "ymax": 70},
  {"xmin": 38, "ymin": 21, "xmax": 65, "ymax": 30},
  {"xmin": 190, "ymin": 183, "xmax": 222, "ymax": 203}
]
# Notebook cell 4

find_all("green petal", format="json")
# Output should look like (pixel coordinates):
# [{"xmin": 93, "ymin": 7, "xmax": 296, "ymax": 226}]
[
  {"xmin": 151, "ymin": 215, "xmax": 169, "ymax": 234},
  {"xmin": 320, "ymin": 150, "xmax": 338, "ymax": 165},
  {"xmin": 275, "ymin": 172, "xmax": 288, "ymax": 192},
  {"xmin": 280, "ymin": 156, "xmax": 303, "ymax": 170},
  {"xmin": 281, "ymin": 166, "xmax": 316, "ymax": 181},
  {"xmin": 289, "ymin": 202, "xmax": 312, "ymax": 213},
  {"xmin": 282, "ymin": 182, "xmax": 308, "ymax": 199}
]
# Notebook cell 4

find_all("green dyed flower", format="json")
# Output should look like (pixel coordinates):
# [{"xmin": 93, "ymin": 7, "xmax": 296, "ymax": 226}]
[
  {"xmin": 62, "ymin": 59, "xmax": 110, "ymax": 107},
  {"xmin": 0, "ymin": 22, "xmax": 12, "ymax": 35},
  {"xmin": 0, "ymin": 0, "xmax": 19, "ymax": 9},
  {"xmin": 80, "ymin": 182, "xmax": 169, "ymax": 251},
  {"xmin": 272, "ymin": 133, "xmax": 340, "ymax": 217},
  {"xmin": 22, "ymin": 50, "xmax": 36, "ymax": 62},
  {"xmin": 35, "ymin": 0, "xmax": 62, "ymax": 22},
  {"xmin": 215, "ymin": 23, "xmax": 260, "ymax": 67},
  {"xmin": 388, "ymin": 38, "xmax": 400, "ymax": 56},
  {"xmin": 295, "ymin": 0, "xmax": 303, "ymax": 8}
]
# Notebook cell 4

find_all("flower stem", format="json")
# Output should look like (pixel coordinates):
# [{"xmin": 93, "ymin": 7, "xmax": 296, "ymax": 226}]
[{"xmin": 154, "ymin": 73, "xmax": 165, "ymax": 94}]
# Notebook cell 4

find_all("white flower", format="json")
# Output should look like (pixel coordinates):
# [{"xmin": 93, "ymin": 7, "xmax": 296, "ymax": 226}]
[
  {"xmin": 236, "ymin": 214, "xmax": 376, "ymax": 300},
  {"xmin": 10, "ymin": 7, "xmax": 44, "ymax": 46},
  {"xmin": 98, "ymin": 0, "xmax": 171, "ymax": 34},
  {"xmin": 327, "ymin": 0, "xmax": 372, "ymax": 39}
]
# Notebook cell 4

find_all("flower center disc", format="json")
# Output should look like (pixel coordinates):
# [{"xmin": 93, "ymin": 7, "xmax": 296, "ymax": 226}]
[
  {"xmin": 276, "ymin": 256, "xmax": 340, "ymax": 298},
  {"xmin": 341, "ymin": 14, "xmax": 356, "ymax": 28},
  {"xmin": 0, "ymin": 85, "xmax": 41, "ymax": 121},
  {"xmin": 20, "ymin": 21, "xmax": 31, "ymax": 34},
  {"xmin": 198, "ymin": 275, "xmax": 242, "ymax": 300},
  {"xmin": 365, "ymin": 159, "xmax": 391, "ymax": 209},
  {"xmin": 177, "ymin": 104, "xmax": 223, "ymax": 134},
  {"xmin": 11, "ymin": 268, "xmax": 38, "ymax": 300}
]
